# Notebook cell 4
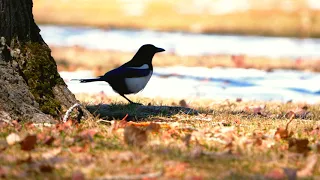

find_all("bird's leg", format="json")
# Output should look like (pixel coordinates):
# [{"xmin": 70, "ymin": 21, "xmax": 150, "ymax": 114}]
[{"xmin": 120, "ymin": 94, "xmax": 142, "ymax": 105}]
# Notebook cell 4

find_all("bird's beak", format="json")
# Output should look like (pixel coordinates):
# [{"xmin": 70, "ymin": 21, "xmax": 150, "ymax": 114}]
[{"xmin": 156, "ymin": 47, "xmax": 165, "ymax": 53}]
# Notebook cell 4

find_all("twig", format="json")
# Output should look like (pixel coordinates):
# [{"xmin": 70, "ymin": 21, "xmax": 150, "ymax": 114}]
[
  {"xmin": 96, "ymin": 119, "xmax": 113, "ymax": 124},
  {"xmin": 96, "ymin": 171, "xmax": 163, "ymax": 180},
  {"xmin": 63, "ymin": 103, "xmax": 81, "ymax": 123}
]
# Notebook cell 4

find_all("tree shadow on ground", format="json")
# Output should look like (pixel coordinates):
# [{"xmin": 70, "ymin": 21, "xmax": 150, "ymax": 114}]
[{"xmin": 86, "ymin": 103, "xmax": 199, "ymax": 121}]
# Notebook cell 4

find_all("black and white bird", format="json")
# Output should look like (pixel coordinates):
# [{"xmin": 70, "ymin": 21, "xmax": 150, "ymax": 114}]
[{"xmin": 75, "ymin": 44, "xmax": 165, "ymax": 104}]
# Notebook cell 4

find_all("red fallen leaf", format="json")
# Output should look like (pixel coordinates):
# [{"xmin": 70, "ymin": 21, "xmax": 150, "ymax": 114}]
[
  {"xmin": 146, "ymin": 123, "xmax": 161, "ymax": 133},
  {"xmin": 20, "ymin": 135, "xmax": 37, "ymax": 151},
  {"xmin": 124, "ymin": 125, "xmax": 147, "ymax": 147},
  {"xmin": 265, "ymin": 168, "xmax": 286, "ymax": 179},
  {"xmin": 44, "ymin": 136, "xmax": 55, "ymax": 146},
  {"xmin": 179, "ymin": 99, "xmax": 188, "ymax": 108},
  {"xmin": 24, "ymin": 122, "xmax": 35, "ymax": 129},
  {"xmin": 165, "ymin": 161, "xmax": 189, "ymax": 177},
  {"xmin": 288, "ymin": 138, "xmax": 310, "ymax": 154},
  {"xmin": 56, "ymin": 119, "xmax": 73, "ymax": 131},
  {"xmin": 37, "ymin": 132, "xmax": 46, "ymax": 141},
  {"xmin": 79, "ymin": 129, "xmax": 98, "ymax": 140},
  {"xmin": 275, "ymin": 128, "xmax": 293, "ymax": 140},
  {"xmin": 70, "ymin": 144, "xmax": 90, "ymax": 153},
  {"xmin": 285, "ymin": 111, "xmax": 295, "ymax": 119},
  {"xmin": 0, "ymin": 166, "xmax": 9, "ymax": 178},
  {"xmin": 39, "ymin": 164, "xmax": 53, "ymax": 172},
  {"xmin": 253, "ymin": 107, "xmax": 263, "ymax": 114},
  {"xmin": 234, "ymin": 119, "xmax": 241, "ymax": 125},
  {"xmin": 244, "ymin": 105, "xmax": 265, "ymax": 115},
  {"xmin": 275, "ymin": 116, "xmax": 294, "ymax": 140},
  {"xmin": 231, "ymin": 54, "xmax": 245, "ymax": 68},
  {"xmin": 286, "ymin": 107, "xmax": 310, "ymax": 119},
  {"xmin": 254, "ymin": 138, "xmax": 263, "ymax": 146},
  {"xmin": 70, "ymin": 146, "xmax": 85, "ymax": 153},
  {"xmin": 12, "ymin": 120, "xmax": 22, "ymax": 131},
  {"xmin": 72, "ymin": 170, "xmax": 85, "ymax": 180}
]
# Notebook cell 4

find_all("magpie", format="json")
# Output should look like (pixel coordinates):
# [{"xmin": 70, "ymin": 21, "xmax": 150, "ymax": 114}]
[{"xmin": 76, "ymin": 44, "xmax": 165, "ymax": 104}]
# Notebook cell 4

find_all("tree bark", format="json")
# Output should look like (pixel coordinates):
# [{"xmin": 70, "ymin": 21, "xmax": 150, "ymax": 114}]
[{"xmin": 0, "ymin": 0, "xmax": 91, "ymax": 123}]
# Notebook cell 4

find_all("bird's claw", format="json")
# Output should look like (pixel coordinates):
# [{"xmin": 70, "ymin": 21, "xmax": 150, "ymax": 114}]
[{"xmin": 130, "ymin": 102, "xmax": 143, "ymax": 106}]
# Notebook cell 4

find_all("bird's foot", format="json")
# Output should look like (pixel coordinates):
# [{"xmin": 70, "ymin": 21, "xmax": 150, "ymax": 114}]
[{"xmin": 130, "ymin": 102, "xmax": 143, "ymax": 106}]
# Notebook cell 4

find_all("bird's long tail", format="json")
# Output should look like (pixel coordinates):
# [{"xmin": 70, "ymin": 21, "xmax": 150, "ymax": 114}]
[{"xmin": 72, "ymin": 78, "xmax": 103, "ymax": 83}]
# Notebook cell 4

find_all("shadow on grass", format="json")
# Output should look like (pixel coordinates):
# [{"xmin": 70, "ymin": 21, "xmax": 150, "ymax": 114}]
[{"xmin": 86, "ymin": 103, "xmax": 199, "ymax": 121}]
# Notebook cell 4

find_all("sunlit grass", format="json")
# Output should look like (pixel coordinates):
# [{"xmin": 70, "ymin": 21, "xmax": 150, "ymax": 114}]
[{"xmin": 1, "ymin": 93, "xmax": 320, "ymax": 179}]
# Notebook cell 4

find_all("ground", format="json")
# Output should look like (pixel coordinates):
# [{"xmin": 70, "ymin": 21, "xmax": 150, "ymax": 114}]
[{"xmin": 1, "ymin": 96, "xmax": 320, "ymax": 179}]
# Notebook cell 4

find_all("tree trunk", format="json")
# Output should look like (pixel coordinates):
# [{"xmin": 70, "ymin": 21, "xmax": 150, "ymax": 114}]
[{"xmin": 0, "ymin": 0, "xmax": 91, "ymax": 123}]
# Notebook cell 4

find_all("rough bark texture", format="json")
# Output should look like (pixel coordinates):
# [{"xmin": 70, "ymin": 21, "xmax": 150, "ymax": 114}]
[{"xmin": 0, "ymin": 0, "xmax": 91, "ymax": 123}]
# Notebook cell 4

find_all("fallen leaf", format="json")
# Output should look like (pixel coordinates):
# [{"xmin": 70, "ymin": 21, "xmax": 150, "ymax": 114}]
[
  {"xmin": 285, "ymin": 111, "xmax": 295, "ymax": 119},
  {"xmin": 6, "ymin": 133, "xmax": 21, "ymax": 145},
  {"xmin": 165, "ymin": 161, "xmax": 189, "ymax": 178},
  {"xmin": 20, "ymin": 135, "xmax": 37, "ymax": 151},
  {"xmin": 275, "ymin": 116, "xmax": 294, "ymax": 140},
  {"xmin": 179, "ymin": 99, "xmax": 188, "ymax": 107},
  {"xmin": 124, "ymin": 125, "xmax": 147, "ymax": 147},
  {"xmin": 39, "ymin": 164, "xmax": 53, "ymax": 173},
  {"xmin": 244, "ymin": 105, "xmax": 265, "ymax": 115},
  {"xmin": 70, "ymin": 144, "xmax": 90, "ymax": 153},
  {"xmin": 265, "ymin": 168, "xmax": 286, "ymax": 179},
  {"xmin": 72, "ymin": 170, "xmax": 85, "ymax": 180},
  {"xmin": 79, "ymin": 129, "xmax": 98, "ymax": 140},
  {"xmin": 297, "ymin": 154, "xmax": 318, "ymax": 177},
  {"xmin": 288, "ymin": 138, "xmax": 310, "ymax": 154},
  {"xmin": 12, "ymin": 120, "xmax": 22, "ymax": 131},
  {"xmin": 275, "ymin": 128, "xmax": 290, "ymax": 140},
  {"xmin": 44, "ymin": 136, "xmax": 55, "ymax": 146},
  {"xmin": 56, "ymin": 119, "xmax": 73, "ymax": 131},
  {"xmin": 286, "ymin": 107, "xmax": 310, "ymax": 119},
  {"xmin": 42, "ymin": 147, "xmax": 62, "ymax": 159},
  {"xmin": 146, "ymin": 122, "xmax": 161, "ymax": 133},
  {"xmin": 0, "ymin": 166, "xmax": 9, "ymax": 178}
]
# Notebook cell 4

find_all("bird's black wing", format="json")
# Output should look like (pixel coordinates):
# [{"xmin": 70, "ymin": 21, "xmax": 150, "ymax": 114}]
[{"xmin": 101, "ymin": 66, "xmax": 151, "ymax": 80}]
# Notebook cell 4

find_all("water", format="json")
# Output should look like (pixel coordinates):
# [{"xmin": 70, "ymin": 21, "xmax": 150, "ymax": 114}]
[
  {"xmin": 39, "ymin": 25, "xmax": 320, "ymax": 103},
  {"xmin": 40, "ymin": 25, "xmax": 320, "ymax": 58},
  {"xmin": 62, "ymin": 67, "xmax": 320, "ymax": 103}
]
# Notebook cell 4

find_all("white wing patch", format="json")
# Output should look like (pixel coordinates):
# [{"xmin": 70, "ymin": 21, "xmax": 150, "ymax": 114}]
[
  {"xmin": 128, "ymin": 64, "xmax": 149, "ymax": 70},
  {"xmin": 125, "ymin": 71, "xmax": 152, "ymax": 93}
]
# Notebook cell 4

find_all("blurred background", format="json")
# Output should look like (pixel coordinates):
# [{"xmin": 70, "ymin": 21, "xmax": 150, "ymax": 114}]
[{"xmin": 33, "ymin": 0, "xmax": 320, "ymax": 103}]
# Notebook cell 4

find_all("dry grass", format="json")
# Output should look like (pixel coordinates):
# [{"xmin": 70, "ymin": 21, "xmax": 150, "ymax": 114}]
[
  {"xmin": 1, "ymin": 95, "xmax": 320, "ymax": 179},
  {"xmin": 33, "ymin": 0, "xmax": 320, "ymax": 37},
  {"xmin": 53, "ymin": 46, "xmax": 320, "ymax": 75}
]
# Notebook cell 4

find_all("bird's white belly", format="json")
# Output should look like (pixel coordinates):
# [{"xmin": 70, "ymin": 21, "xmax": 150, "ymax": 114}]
[{"xmin": 125, "ymin": 71, "xmax": 152, "ymax": 93}]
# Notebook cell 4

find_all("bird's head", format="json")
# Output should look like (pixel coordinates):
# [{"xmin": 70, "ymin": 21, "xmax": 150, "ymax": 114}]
[
  {"xmin": 131, "ymin": 44, "xmax": 165, "ymax": 64},
  {"xmin": 139, "ymin": 44, "xmax": 165, "ymax": 54}
]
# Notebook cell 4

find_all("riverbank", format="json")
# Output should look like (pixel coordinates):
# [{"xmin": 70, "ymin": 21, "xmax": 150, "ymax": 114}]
[{"xmin": 34, "ymin": 0, "xmax": 320, "ymax": 37}]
